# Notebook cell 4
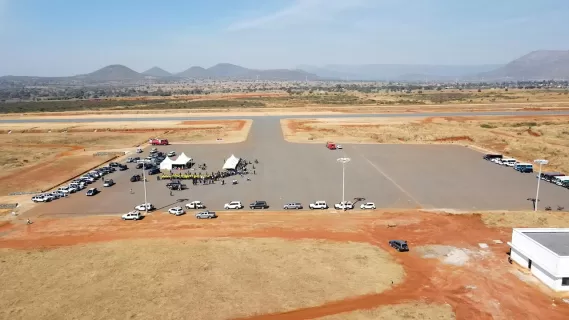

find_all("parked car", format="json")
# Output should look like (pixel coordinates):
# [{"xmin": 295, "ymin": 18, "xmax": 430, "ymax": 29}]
[
  {"xmin": 250, "ymin": 200, "xmax": 269, "ymax": 209},
  {"xmin": 483, "ymin": 154, "xmax": 503, "ymax": 161},
  {"xmin": 130, "ymin": 175, "xmax": 141, "ymax": 182},
  {"xmin": 53, "ymin": 190, "xmax": 67, "ymax": 198},
  {"xmin": 514, "ymin": 163, "xmax": 533, "ymax": 173},
  {"xmin": 85, "ymin": 188, "xmax": 98, "ymax": 196},
  {"xmin": 136, "ymin": 163, "xmax": 144, "ymax": 169},
  {"xmin": 69, "ymin": 183, "xmax": 84, "ymax": 191},
  {"xmin": 147, "ymin": 168, "xmax": 160, "ymax": 175},
  {"xmin": 224, "ymin": 201, "xmax": 243, "ymax": 210},
  {"xmin": 122, "ymin": 210, "xmax": 142, "ymax": 220},
  {"xmin": 58, "ymin": 186, "xmax": 73, "ymax": 194},
  {"xmin": 334, "ymin": 201, "xmax": 354, "ymax": 210},
  {"xmin": 389, "ymin": 240, "xmax": 409, "ymax": 252},
  {"xmin": 166, "ymin": 182, "xmax": 186, "ymax": 190},
  {"xmin": 81, "ymin": 176, "xmax": 95, "ymax": 183},
  {"xmin": 109, "ymin": 162, "xmax": 120, "ymax": 167},
  {"xmin": 136, "ymin": 148, "xmax": 143, "ymax": 153},
  {"xmin": 135, "ymin": 203, "xmax": 154, "ymax": 211},
  {"xmin": 360, "ymin": 202, "xmax": 376, "ymax": 210},
  {"xmin": 336, "ymin": 144, "xmax": 343, "ymax": 149},
  {"xmin": 150, "ymin": 148, "xmax": 158, "ymax": 153},
  {"xmin": 118, "ymin": 164, "xmax": 128, "ymax": 171},
  {"xmin": 195, "ymin": 210, "xmax": 217, "ymax": 219},
  {"xmin": 539, "ymin": 172, "xmax": 565, "ymax": 182},
  {"xmin": 283, "ymin": 202, "xmax": 303, "ymax": 210},
  {"xmin": 31, "ymin": 194, "xmax": 51, "ymax": 202},
  {"xmin": 103, "ymin": 179, "xmax": 115, "ymax": 187},
  {"xmin": 46, "ymin": 192, "xmax": 61, "ymax": 200},
  {"xmin": 168, "ymin": 207, "xmax": 185, "ymax": 216},
  {"xmin": 501, "ymin": 158, "xmax": 517, "ymax": 167},
  {"xmin": 309, "ymin": 201, "xmax": 328, "ymax": 210},
  {"xmin": 167, "ymin": 151, "xmax": 176, "ymax": 157},
  {"xmin": 185, "ymin": 201, "xmax": 205, "ymax": 209}
]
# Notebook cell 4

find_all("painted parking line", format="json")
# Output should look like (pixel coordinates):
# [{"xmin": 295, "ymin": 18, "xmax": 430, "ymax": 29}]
[{"xmin": 349, "ymin": 145, "xmax": 423, "ymax": 208}]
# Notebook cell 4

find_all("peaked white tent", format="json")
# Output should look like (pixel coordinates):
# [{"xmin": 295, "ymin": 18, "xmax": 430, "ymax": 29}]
[
  {"xmin": 159, "ymin": 157, "xmax": 174, "ymax": 170},
  {"xmin": 223, "ymin": 154, "xmax": 240, "ymax": 170},
  {"xmin": 173, "ymin": 152, "xmax": 192, "ymax": 166}
]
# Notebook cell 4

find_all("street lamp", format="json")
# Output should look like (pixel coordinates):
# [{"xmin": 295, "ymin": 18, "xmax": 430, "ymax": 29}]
[
  {"xmin": 533, "ymin": 159, "xmax": 548, "ymax": 211},
  {"xmin": 142, "ymin": 162, "xmax": 149, "ymax": 213},
  {"xmin": 337, "ymin": 157, "xmax": 351, "ymax": 204}
]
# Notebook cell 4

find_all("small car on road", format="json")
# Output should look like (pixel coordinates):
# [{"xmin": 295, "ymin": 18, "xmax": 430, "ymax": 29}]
[
  {"xmin": 185, "ymin": 201, "xmax": 205, "ymax": 209},
  {"xmin": 224, "ymin": 201, "xmax": 243, "ymax": 210},
  {"xmin": 360, "ymin": 202, "xmax": 376, "ymax": 210},
  {"xmin": 283, "ymin": 202, "xmax": 303, "ymax": 210},
  {"xmin": 135, "ymin": 203, "xmax": 154, "ymax": 211},
  {"xmin": 103, "ymin": 179, "xmax": 115, "ymax": 187},
  {"xmin": 389, "ymin": 240, "xmax": 409, "ymax": 252},
  {"xmin": 167, "ymin": 151, "xmax": 176, "ymax": 157},
  {"xmin": 86, "ymin": 188, "xmax": 99, "ymax": 196},
  {"xmin": 195, "ymin": 210, "xmax": 217, "ymax": 219},
  {"xmin": 168, "ymin": 207, "xmax": 185, "ymax": 216},
  {"xmin": 334, "ymin": 201, "xmax": 354, "ymax": 210},
  {"xmin": 249, "ymin": 200, "xmax": 269, "ymax": 209},
  {"xmin": 122, "ymin": 210, "xmax": 142, "ymax": 221},
  {"xmin": 309, "ymin": 201, "xmax": 328, "ymax": 210},
  {"xmin": 130, "ymin": 175, "xmax": 141, "ymax": 182}
]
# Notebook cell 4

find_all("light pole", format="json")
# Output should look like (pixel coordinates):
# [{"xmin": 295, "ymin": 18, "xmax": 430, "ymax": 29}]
[
  {"xmin": 533, "ymin": 159, "xmax": 548, "ymax": 211},
  {"xmin": 142, "ymin": 162, "xmax": 149, "ymax": 213},
  {"xmin": 337, "ymin": 157, "xmax": 351, "ymax": 204}
]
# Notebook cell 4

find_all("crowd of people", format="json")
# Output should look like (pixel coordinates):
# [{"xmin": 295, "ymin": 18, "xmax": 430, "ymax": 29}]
[{"xmin": 157, "ymin": 158, "xmax": 257, "ymax": 187}]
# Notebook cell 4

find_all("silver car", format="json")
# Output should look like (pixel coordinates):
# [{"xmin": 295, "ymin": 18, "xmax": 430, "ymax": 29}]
[{"xmin": 283, "ymin": 202, "xmax": 303, "ymax": 210}]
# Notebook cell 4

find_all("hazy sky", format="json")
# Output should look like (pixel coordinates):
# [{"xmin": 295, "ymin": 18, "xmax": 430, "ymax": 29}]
[{"xmin": 1, "ymin": 0, "xmax": 568, "ymax": 76}]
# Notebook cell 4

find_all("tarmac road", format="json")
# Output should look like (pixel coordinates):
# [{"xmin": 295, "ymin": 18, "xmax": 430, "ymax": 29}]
[{"xmin": 1, "ymin": 110, "xmax": 569, "ymax": 123}]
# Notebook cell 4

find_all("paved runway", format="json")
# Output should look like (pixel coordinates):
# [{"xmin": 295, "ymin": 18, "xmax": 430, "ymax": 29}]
[
  {"xmin": 25, "ymin": 114, "xmax": 569, "ymax": 215},
  {"xmin": 2, "ymin": 110, "xmax": 569, "ymax": 123}
]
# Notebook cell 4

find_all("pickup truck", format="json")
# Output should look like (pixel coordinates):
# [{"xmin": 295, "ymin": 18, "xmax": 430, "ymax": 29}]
[
  {"xmin": 195, "ymin": 211, "xmax": 217, "ymax": 219},
  {"xmin": 309, "ymin": 201, "xmax": 328, "ymax": 210}
]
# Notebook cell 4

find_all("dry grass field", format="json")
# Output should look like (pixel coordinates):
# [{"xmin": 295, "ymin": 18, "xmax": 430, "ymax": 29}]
[
  {"xmin": 282, "ymin": 115, "xmax": 569, "ymax": 174},
  {"xmin": 0, "ymin": 120, "xmax": 251, "ymax": 195},
  {"xmin": 480, "ymin": 210, "xmax": 569, "ymax": 228},
  {"xmin": 317, "ymin": 302, "xmax": 456, "ymax": 320},
  {"xmin": 0, "ymin": 238, "xmax": 402, "ymax": 320}
]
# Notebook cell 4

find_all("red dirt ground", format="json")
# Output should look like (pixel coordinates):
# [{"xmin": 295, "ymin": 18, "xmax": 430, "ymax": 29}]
[{"xmin": 1, "ymin": 211, "xmax": 567, "ymax": 319}]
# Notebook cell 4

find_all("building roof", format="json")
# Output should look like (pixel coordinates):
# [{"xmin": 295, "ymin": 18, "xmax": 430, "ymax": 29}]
[{"xmin": 523, "ymin": 231, "xmax": 569, "ymax": 256}]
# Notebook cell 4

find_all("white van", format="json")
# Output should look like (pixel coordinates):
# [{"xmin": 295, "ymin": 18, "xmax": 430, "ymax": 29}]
[
  {"xmin": 501, "ymin": 158, "xmax": 517, "ymax": 167},
  {"xmin": 553, "ymin": 176, "xmax": 569, "ymax": 186}
]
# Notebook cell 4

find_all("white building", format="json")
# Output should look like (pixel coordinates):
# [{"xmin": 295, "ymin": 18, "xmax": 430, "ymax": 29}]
[{"xmin": 508, "ymin": 228, "xmax": 569, "ymax": 291}]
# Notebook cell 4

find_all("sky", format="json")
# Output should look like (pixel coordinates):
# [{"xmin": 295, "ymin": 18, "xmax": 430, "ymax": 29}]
[{"xmin": 1, "ymin": 0, "xmax": 568, "ymax": 76}]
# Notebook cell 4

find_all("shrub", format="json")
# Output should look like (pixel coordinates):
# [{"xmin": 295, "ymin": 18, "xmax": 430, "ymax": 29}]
[{"xmin": 480, "ymin": 123, "xmax": 496, "ymax": 129}]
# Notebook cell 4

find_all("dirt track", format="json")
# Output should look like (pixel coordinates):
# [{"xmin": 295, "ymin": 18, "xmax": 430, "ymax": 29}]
[{"xmin": 1, "ymin": 210, "xmax": 567, "ymax": 320}]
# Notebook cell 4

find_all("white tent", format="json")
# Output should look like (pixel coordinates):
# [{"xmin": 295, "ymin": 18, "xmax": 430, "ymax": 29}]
[
  {"xmin": 173, "ymin": 152, "xmax": 192, "ymax": 166},
  {"xmin": 223, "ymin": 154, "xmax": 240, "ymax": 170},
  {"xmin": 159, "ymin": 157, "xmax": 174, "ymax": 170}
]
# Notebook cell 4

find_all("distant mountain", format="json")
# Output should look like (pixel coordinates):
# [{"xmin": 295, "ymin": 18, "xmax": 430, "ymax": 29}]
[
  {"xmin": 142, "ymin": 66, "xmax": 171, "ymax": 77},
  {"xmin": 175, "ymin": 63, "xmax": 319, "ymax": 80},
  {"xmin": 300, "ymin": 64, "xmax": 502, "ymax": 81},
  {"xmin": 177, "ymin": 66, "xmax": 208, "ymax": 78},
  {"xmin": 75, "ymin": 64, "xmax": 144, "ymax": 81},
  {"xmin": 479, "ymin": 50, "xmax": 569, "ymax": 80}
]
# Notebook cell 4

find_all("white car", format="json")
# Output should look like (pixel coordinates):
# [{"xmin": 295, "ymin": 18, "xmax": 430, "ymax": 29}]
[
  {"xmin": 135, "ymin": 203, "xmax": 155, "ymax": 211},
  {"xmin": 360, "ymin": 202, "xmax": 376, "ymax": 210},
  {"xmin": 337, "ymin": 144, "xmax": 343, "ymax": 149},
  {"xmin": 103, "ymin": 179, "xmax": 114, "ymax": 187},
  {"xmin": 81, "ymin": 176, "xmax": 95, "ymax": 183},
  {"xmin": 168, "ymin": 207, "xmax": 185, "ymax": 216},
  {"xmin": 53, "ymin": 190, "xmax": 67, "ymax": 198},
  {"xmin": 167, "ymin": 151, "xmax": 176, "ymax": 157},
  {"xmin": 185, "ymin": 201, "xmax": 205, "ymax": 209},
  {"xmin": 122, "ymin": 210, "xmax": 142, "ymax": 220},
  {"xmin": 69, "ymin": 183, "xmax": 84, "ymax": 191},
  {"xmin": 58, "ymin": 186, "xmax": 72, "ymax": 194},
  {"xmin": 67, "ymin": 185, "xmax": 78, "ymax": 193},
  {"xmin": 334, "ymin": 201, "xmax": 354, "ymax": 210},
  {"xmin": 224, "ymin": 201, "xmax": 243, "ymax": 210},
  {"xmin": 309, "ymin": 201, "xmax": 328, "ymax": 210},
  {"xmin": 46, "ymin": 192, "xmax": 60, "ymax": 200},
  {"xmin": 31, "ymin": 194, "xmax": 50, "ymax": 202}
]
